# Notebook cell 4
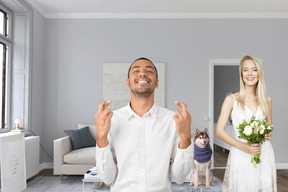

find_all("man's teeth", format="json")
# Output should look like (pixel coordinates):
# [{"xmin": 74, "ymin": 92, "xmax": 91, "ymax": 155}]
[{"xmin": 138, "ymin": 81, "xmax": 148, "ymax": 84}]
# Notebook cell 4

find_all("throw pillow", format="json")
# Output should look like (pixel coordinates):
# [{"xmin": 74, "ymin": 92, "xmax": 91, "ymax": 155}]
[{"xmin": 64, "ymin": 126, "xmax": 96, "ymax": 150}]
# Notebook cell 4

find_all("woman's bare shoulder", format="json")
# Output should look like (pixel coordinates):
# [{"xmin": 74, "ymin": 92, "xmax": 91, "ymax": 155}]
[
  {"xmin": 266, "ymin": 95, "xmax": 272, "ymax": 104},
  {"xmin": 223, "ymin": 94, "xmax": 235, "ymax": 107},
  {"xmin": 266, "ymin": 95, "xmax": 272, "ymax": 102}
]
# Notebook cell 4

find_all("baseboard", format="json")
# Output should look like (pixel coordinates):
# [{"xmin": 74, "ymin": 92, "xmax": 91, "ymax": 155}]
[
  {"xmin": 38, "ymin": 162, "xmax": 288, "ymax": 172},
  {"xmin": 39, "ymin": 162, "xmax": 53, "ymax": 170},
  {"xmin": 276, "ymin": 163, "xmax": 288, "ymax": 169},
  {"xmin": 214, "ymin": 163, "xmax": 288, "ymax": 170}
]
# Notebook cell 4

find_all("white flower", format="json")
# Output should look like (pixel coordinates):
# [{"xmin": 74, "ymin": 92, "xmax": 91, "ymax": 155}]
[
  {"xmin": 259, "ymin": 124, "xmax": 265, "ymax": 134},
  {"xmin": 251, "ymin": 121, "xmax": 257, "ymax": 127},
  {"xmin": 243, "ymin": 125, "xmax": 253, "ymax": 136},
  {"xmin": 254, "ymin": 126, "xmax": 260, "ymax": 134},
  {"xmin": 267, "ymin": 125, "xmax": 272, "ymax": 130}
]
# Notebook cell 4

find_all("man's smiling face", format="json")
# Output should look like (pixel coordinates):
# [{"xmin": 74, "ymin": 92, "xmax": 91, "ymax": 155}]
[{"xmin": 127, "ymin": 59, "xmax": 158, "ymax": 97}]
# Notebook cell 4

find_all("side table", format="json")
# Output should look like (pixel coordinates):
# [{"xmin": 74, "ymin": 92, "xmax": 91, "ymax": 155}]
[{"xmin": 82, "ymin": 175, "xmax": 103, "ymax": 192}]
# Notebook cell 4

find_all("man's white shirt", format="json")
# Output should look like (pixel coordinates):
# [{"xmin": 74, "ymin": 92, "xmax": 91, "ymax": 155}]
[{"xmin": 96, "ymin": 103, "xmax": 193, "ymax": 192}]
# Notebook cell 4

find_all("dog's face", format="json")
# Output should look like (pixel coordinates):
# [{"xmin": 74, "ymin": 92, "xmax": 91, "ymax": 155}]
[{"xmin": 194, "ymin": 128, "xmax": 210, "ymax": 148}]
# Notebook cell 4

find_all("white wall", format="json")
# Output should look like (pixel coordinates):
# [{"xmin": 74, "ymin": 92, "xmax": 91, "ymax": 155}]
[
  {"xmin": 36, "ymin": 18, "xmax": 287, "ymax": 164},
  {"xmin": 30, "ymin": 9, "xmax": 46, "ymax": 163}
]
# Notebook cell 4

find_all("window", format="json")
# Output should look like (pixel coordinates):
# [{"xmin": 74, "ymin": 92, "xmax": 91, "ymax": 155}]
[
  {"xmin": 0, "ymin": 42, "xmax": 7, "ymax": 128},
  {"xmin": 0, "ymin": 4, "xmax": 11, "ymax": 131},
  {"xmin": 0, "ymin": 9, "xmax": 7, "ymax": 37}
]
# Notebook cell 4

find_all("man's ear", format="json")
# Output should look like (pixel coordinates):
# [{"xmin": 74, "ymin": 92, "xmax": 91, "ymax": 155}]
[
  {"xmin": 127, "ymin": 78, "xmax": 129, "ymax": 88},
  {"xmin": 156, "ymin": 79, "xmax": 159, "ymax": 88}
]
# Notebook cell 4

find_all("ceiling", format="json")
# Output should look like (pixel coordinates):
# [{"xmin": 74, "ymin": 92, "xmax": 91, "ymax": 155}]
[{"xmin": 26, "ymin": 0, "xmax": 288, "ymax": 18}]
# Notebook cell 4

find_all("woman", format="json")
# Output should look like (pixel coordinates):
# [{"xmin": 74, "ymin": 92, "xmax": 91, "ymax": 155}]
[{"xmin": 216, "ymin": 55, "xmax": 277, "ymax": 191}]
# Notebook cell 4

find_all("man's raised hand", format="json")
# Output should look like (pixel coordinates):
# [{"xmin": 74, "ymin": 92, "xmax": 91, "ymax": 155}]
[
  {"xmin": 173, "ymin": 101, "xmax": 192, "ymax": 149},
  {"xmin": 95, "ymin": 100, "xmax": 113, "ymax": 147}
]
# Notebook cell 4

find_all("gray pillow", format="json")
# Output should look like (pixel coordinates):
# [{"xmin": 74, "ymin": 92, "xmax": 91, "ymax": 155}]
[{"xmin": 64, "ymin": 126, "xmax": 96, "ymax": 150}]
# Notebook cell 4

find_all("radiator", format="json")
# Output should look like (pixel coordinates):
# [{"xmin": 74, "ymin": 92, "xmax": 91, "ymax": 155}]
[{"xmin": 25, "ymin": 136, "xmax": 40, "ymax": 179}]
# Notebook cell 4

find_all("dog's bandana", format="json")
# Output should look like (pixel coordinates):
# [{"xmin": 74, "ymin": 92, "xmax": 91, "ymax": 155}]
[{"xmin": 194, "ymin": 144, "xmax": 212, "ymax": 163}]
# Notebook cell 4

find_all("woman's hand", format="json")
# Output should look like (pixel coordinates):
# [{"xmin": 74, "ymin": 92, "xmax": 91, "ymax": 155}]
[
  {"xmin": 244, "ymin": 143, "xmax": 262, "ymax": 155},
  {"xmin": 265, "ymin": 124, "xmax": 274, "ymax": 141}
]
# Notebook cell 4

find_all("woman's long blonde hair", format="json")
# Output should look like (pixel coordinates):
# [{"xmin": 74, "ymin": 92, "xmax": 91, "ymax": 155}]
[{"xmin": 238, "ymin": 55, "xmax": 268, "ymax": 116}]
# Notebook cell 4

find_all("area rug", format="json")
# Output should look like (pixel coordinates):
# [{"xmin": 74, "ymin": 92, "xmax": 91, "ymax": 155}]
[{"xmin": 24, "ymin": 175, "xmax": 222, "ymax": 192}]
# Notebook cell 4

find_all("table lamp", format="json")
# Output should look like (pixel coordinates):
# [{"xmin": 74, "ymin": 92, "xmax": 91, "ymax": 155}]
[{"xmin": 14, "ymin": 119, "xmax": 22, "ymax": 130}]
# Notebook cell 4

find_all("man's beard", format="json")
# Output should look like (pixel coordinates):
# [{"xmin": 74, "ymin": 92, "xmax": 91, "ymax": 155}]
[{"xmin": 130, "ymin": 86, "xmax": 154, "ymax": 97}]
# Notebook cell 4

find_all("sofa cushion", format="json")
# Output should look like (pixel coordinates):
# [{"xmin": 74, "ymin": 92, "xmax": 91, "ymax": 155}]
[
  {"xmin": 64, "ymin": 126, "xmax": 96, "ymax": 150},
  {"xmin": 78, "ymin": 124, "xmax": 97, "ymax": 140},
  {"xmin": 64, "ymin": 146, "xmax": 96, "ymax": 164}
]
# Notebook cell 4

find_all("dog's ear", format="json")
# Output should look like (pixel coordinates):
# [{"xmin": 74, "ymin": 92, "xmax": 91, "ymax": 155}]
[
  {"xmin": 204, "ymin": 128, "xmax": 208, "ymax": 134},
  {"xmin": 196, "ymin": 129, "xmax": 200, "ymax": 136}
]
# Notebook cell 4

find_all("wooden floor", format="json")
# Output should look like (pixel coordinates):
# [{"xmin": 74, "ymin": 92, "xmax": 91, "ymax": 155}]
[
  {"xmin": 32, "ymin": 169, "xmax": 288, "ymax": 191},
  {"xmin": 30, "ymin": 147, "xmax": 288, "ymax": 191},
  {"xmin": 214, "ymin": 144, "xmax": 230, "ymax": 168}
]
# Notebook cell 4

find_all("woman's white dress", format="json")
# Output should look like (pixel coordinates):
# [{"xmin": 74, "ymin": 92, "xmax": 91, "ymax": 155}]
[{"xmin": 222, "ymin": 95, "xmax": 277, "ymax": 192}]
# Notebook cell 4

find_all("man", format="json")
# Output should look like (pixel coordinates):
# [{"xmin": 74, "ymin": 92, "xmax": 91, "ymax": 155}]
[{"xmin": 95, "ymin": 58, "xmax": 192, "ymax": 192}]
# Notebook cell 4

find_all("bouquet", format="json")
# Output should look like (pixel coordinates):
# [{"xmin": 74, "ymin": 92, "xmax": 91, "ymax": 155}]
[{"xmin": 236, "ymin": 115, "xmax": 272, "ymax": 168}]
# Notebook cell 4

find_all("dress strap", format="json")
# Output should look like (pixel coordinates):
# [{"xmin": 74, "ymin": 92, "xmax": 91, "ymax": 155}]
[{"xmin": 230, "ymin": 94, "xmax": 236, "ymax": 113}]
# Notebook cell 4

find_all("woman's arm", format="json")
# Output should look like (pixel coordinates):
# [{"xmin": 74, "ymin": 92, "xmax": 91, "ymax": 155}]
[
  {"xmin": 265, "ymin": 96, "xmax": 273, "ymax": 141},
  {"xmin": 216, "ymin": 95, "xmax": 260, "ymax": 154}
]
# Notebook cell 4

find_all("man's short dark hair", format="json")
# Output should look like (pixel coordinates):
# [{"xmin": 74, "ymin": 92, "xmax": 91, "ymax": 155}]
[{"xmin": 127, "ymin": 57, "xmax": 158, "ymax": 79}]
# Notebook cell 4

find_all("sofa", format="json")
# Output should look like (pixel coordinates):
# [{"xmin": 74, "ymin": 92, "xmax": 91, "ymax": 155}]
[{"xmin": 54, "ymin": 124, "xmax": 97, "ymax": 180}]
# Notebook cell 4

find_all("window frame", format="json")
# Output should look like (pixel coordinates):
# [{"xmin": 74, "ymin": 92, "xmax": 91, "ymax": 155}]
[
  {"xmin": 0, "ymin": 3, "xmax": 12, "ymax": 132},
  {"xmin": 0, "ymin": 42, "xmax": 7, "ymax": 128}
]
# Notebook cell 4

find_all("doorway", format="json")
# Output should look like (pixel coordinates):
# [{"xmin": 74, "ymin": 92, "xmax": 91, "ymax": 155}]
[{"xmin": 209, "ymin": 59, "xmax": 240, "ymax": 168}]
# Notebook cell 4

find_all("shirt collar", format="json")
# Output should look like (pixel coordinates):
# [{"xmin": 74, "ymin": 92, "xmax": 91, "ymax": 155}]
[{"xmin": 126, "ymin": 102, "xmax": 158, "ymax": 120}]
